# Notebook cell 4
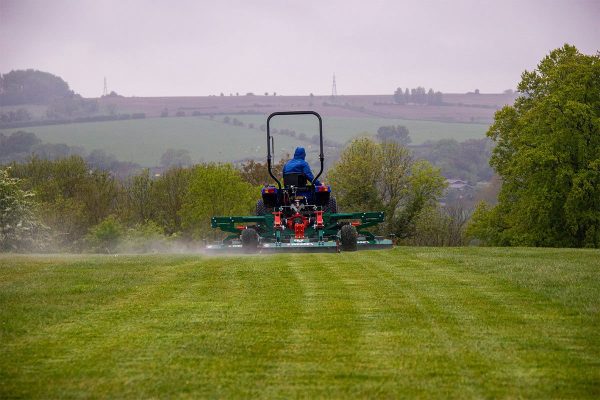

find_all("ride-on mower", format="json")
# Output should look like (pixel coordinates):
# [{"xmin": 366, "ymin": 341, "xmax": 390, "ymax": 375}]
[{"xmin": 207, "ymin": 111, "xmax": 393, "ymax": 253}]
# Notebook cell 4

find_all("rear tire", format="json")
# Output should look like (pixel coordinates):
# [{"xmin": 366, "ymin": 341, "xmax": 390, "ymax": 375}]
[
  {"xmin": 241, "ymin": 228, "xmax": 259, "ymax": 253},
  {"xmin": 325, "ymin": 196, "xmax": 338, "ymax": 213},
  {"xmin": 340, "ymin": 224, "xmax": 358, "ymax": 251}
]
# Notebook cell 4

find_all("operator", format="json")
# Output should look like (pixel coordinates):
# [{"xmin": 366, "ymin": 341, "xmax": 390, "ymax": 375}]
[{"xmin": 283, "ymin": 147, "xmax": 321, "ymax": 186}]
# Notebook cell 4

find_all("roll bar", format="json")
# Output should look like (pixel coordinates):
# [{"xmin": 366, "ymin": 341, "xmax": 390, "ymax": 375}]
[{"xmin": 266, "ymin": 111, "xmax": 324, "ymax": 189}]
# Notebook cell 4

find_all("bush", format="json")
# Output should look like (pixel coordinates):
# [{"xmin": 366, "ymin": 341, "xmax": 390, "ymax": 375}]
[
  {"xmin": 85, "ymin": 216, "xmax": 124, "ymax": 253},
  {"xmin": 118, "ymin": 221, "xmax": 171, "ymax": 253},
  {"xmin": 0, "ymin": 168, "xmax": 48, "ymax": 252}
]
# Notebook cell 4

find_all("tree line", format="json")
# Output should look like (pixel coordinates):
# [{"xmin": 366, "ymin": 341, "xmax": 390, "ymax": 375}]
[
  {"xmin": 394, "ymin": 87, "xmax": 443, "ymax": 105},
  {"xmin": 1, "ymin": 141, "xmax": 452, "ymax": 252}
]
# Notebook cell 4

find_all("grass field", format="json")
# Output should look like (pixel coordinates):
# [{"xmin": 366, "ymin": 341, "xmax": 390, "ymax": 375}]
[
  {"xmin": 1, "ymin": 247, "xmax": 598, "ymax": 398},
  {"xmin": 1, "ymin": 115, "xmax": 488, "ymax": 166}
]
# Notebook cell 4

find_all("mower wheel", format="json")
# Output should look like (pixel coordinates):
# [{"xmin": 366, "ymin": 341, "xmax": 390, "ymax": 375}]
[
  {"xmin": 256, "ymin": 200, "xmax": 268, "ymax": 216},
  {"xmin": 241, "ymin": 228, "xmax": 259, "ymax": 252},
  {"xmin": 326, "ymin": 196, "xmax": 338, "ymax": 213},
  {"xmin": 340, "ymin": 224, "xmax": 358, "ymax": 251}
]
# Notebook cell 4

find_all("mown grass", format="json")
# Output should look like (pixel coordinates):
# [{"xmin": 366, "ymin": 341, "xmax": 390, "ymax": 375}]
[
  {"xmin": 1, "ymin": 115, "xmax": 487, "ymax": 166},
  {"xmin": 0, "ymin": 247, "xmax": 598, "ymax": 398}
]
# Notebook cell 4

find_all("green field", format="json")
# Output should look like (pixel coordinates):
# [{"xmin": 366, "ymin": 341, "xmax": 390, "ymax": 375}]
[
  {"xmin": 1, "ymin": 248, "xmax": 598, "ymax": 398},
  {"xmin": 1, "ymin": 115, "xmax": 488, "ymax": 166}
]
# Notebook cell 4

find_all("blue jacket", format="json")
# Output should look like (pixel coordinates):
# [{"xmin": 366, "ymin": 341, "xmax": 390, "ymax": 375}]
[{"xmin": 283, "ymin": 147, "xmax": 320, "ymax": 185}]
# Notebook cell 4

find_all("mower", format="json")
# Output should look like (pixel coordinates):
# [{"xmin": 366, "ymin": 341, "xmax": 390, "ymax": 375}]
[{"xmin": 207, "ymin": 111, "xmax": 393, "ymax": 253}]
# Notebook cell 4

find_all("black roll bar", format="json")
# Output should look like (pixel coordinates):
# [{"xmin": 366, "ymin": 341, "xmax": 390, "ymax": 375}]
[{"xmin": 266, "ymin": 111, "xmax": 324, "ymax": 189}]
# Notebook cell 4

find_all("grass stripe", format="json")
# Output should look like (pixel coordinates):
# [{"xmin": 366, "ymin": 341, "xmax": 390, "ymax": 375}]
[{"xmin": 0, "ymin": 248, "xmax": 598, "ymax": 398}]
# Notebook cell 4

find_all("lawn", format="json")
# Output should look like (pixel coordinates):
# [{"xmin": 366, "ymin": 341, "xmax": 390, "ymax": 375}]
[
  {"xmin": 1, "ymin": 247, "xmax": 598, "ymax": 398},
  {"xmin": 1, "ymin": 115, "xmax": 488, "ymax": 166}
]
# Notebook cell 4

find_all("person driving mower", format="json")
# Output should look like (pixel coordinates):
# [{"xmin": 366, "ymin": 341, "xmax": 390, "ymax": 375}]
[{"xmin": 282, "ymin": 147, "xmax": 321, "ymax": 186}]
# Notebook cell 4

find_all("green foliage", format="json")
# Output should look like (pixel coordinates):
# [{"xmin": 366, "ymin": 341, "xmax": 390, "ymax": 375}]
[
  {"xmin": 477, "ymin": 45, "xmax": 600, "ymax": 247},
  {"xmin": 85, "ymin": 216, "xmax": 123, "ymax": 253},
  {"xmin": 238, "ymin": 158, "xmax": 287, "ymax": 186},
  {"xmin": 180, "ymin": 163, "xmax": 257, "ymax": 238},
  {"xmin": 118, "ymin": 221, "xmax": 172, "ymax": 253},
  {"xmin": 0, "ymin": 131, "xmax": 41, "ymax": 154},
  {"xmin": 413, "ymin": 138, "xmax": 494, "ymax": 183},
  {"xmin": 407, "ymin": 203, "xmax": 470, "ymax": 247},
  {"xmin": 150, "ymin": 167, "xmax": 193, "ymax": 235},
  {"xmin": 0, "ymin": 168, "xmax": 47, "ymax": 251},
  {"xmin": 8, "ymin": 156, "xmax": 119, "ymax": 249},
  {"xmin": 0, "ymin": 131, "xmax": 84, "ymax": 164},
  {"xmin": 124, "ymin": 169, "xmax": 155, "ymax": 224},
  {"xmin": 376, "ymin": 125, "xmax": 411, "ymax": 145},
  {"xmin": 391, "ymin": 159, "xmax": 447, "ymax": 238},
  {"xmin": 328, "ymin": 137, "xmax": 446, "ymax": 238},
  {"xmin": 328, "ymin": 137, "xmax": 384, "ymax": 213},
  {"xmin": 465, "ymin": 201, "xmax": 504, "ymax": 246}
]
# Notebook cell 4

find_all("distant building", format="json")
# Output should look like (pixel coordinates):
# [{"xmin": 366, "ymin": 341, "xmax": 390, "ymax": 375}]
[{"xmin": 446, "ymin": 179, "xmax": 470, "ymax": 190}]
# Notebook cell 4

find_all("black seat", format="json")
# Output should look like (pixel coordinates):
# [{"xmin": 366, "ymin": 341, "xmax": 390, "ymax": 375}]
[{"xmin": 283, "ymin": 173, "xmax": 308, "ymax": 187}]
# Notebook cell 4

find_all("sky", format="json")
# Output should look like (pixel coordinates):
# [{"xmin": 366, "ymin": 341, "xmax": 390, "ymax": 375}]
[{"xmin": 1, "ymin": 0, "xmax": 598, "ymax": 97}]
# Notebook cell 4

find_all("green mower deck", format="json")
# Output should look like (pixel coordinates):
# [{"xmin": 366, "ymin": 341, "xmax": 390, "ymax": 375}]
[{"xmin": 207, "ymin": 211, "xmax": 393, "ymax": 253}]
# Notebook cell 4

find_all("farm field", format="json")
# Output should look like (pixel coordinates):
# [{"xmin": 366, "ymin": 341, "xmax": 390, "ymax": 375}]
[
  {"xmin": 92, "ymin": 93, "xmax": 516, "ymax": 122},
  {"xmin": 1, "ymin": 247, "xmax": 598, "ymax": 398},
  {"xmin": 1, "ymin": 115, "xmax": 488, "ymax": 166}
]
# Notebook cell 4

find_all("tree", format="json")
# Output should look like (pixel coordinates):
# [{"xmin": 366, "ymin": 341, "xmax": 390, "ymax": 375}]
[
  {"xmin": 427, "ymin": 88, "xmax": 435, "ymax": 104},
  {"xmin": 408, "ymin": 202, "xmax": 469, "ymax": 246},
  {"xmin": 469, "ymin": 44, "xmax": 600, "ymax": 247},
  {"xmin": 125, "ymin": 169, "xmax": 155, "ymax": 224},
  {"xmin": 0, "ymin": 131, "xmax": 41, "ymax": 156},
  {"xmin": 393, "ymin": 87, "xmax": 405, "ymax": 104},
  {"xmin": 180, "ymin": 164, "xmax": 257, "ymax": 238},
  {"xmin": 376, "ymin": 125, "xmax": 411, "ymax": 145},
  {"xmin": 412, "ymin": 138, "xmax": 494, "ymax": 183},
  {"xmin": 327, "ymin": 138, "xmax": 445, "ymax": 238},
  {"xmin": 239, "ymin": 158, "xmax": 287, "ymax": 186},
  {"xmin": 8, "ymin": 156, "xmax": 119, "ymax": 249},
  {"xmin": 151, "ymin": 167, "xmax": 193, "ymax": 235},
  {"xmin": 0, "ymin": 69, "xmax": 72, "ymax": 106},
  {"xmin": 85, "ymin": 215, "xmax": 124, "ymax": 253},
  {"xmin": 0, "ymin": 168, "xmax": 47, "ymax": 251}
]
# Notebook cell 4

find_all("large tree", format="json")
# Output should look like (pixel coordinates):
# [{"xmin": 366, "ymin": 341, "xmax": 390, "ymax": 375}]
[
  {"xmin": 0, "ymin": 69, "xmax": 72, "ymax": 106},
  {"xmin": 469, "ymin": 45, "xmax": 600, "ymax": 247}
]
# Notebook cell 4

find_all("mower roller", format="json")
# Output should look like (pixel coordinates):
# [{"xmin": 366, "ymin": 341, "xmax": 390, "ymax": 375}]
[{"xmin": 207, "ymin": 111, "xmax": 393, "ymax": 253}]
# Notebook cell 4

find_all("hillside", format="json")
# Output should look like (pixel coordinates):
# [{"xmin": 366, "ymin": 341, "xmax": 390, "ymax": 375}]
[
  {"xmin": 97, "ymin": 92, "xmax": 517, "ymax": 124},
  {"xmin": 1, "ymin": 248, "xmax": 598, "ymax": 398},
  {"xmin": 1, "ymin": 114, "xmax": 488, "ymax": 166}
]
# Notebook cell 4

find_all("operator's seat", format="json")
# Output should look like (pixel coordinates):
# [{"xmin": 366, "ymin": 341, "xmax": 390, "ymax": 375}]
[{"xmin": 283, "ymin": 173, "xmax": 308, "ymax": 187}]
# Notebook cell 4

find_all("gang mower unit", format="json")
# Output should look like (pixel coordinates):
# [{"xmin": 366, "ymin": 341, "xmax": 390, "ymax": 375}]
[{"xmin": 207, "ymin": 111, "xmax": 392, "ymax": 253}]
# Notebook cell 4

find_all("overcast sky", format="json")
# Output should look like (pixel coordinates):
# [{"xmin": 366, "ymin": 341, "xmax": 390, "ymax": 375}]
[{"xmin": 1, "ymin": 0, "xmax": 598, "ymax": 97}]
